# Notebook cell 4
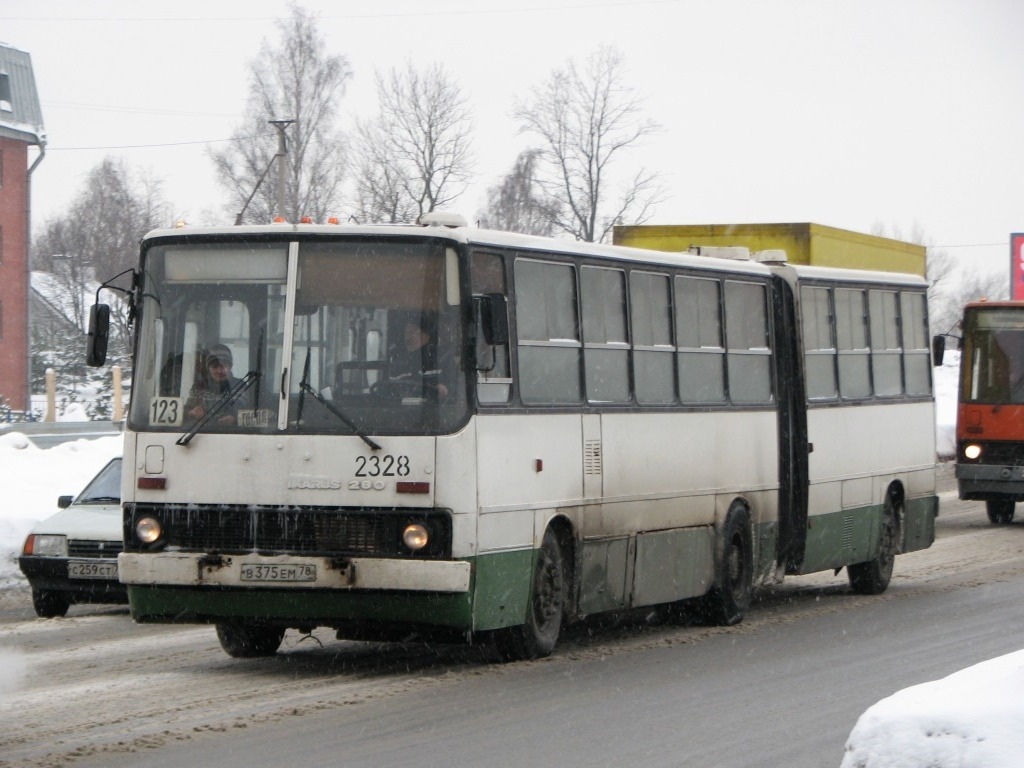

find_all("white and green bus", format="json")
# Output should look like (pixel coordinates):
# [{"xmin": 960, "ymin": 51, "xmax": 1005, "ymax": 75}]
[{"xmin": 88, "ymin": 215, "xmax": 938, "ymax": 660}]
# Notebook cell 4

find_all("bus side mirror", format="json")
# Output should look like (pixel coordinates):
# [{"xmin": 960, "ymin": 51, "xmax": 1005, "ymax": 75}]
[
  {"xmin": 86, "ymin": 304, "xmax": 111, "ymax": 367},
  {"xmin": 931, "ymin": 335, "xmax": 945, "ymax": 366},
  {"xmin": 478, "ymin": 293, "xmax": 509, "ymax": 346}
]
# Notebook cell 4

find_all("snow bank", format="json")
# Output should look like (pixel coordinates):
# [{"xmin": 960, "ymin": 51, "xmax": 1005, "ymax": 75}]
[
  {"xmin": 841, "ymin": 650, "xmax": 1024, "ymax": 767},
  {"xmin": 933, "ymin": 350, "xmax": 958, "ymax": 458}
]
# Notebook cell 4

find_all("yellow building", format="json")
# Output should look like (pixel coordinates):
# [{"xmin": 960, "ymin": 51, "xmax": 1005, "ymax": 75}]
[{"xmin": 612, "ymin": 222, "xmax": 926, "ymax": 277}]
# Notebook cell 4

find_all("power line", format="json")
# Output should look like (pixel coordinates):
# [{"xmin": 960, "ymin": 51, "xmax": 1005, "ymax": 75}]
[
  {"xmin": 933, "ymin": 242, "xmax": 1008, "ymax": 249},
  {"xmin": 45, "ymin": 134, "xmax": 268, "ymax": 151},
  {"xmin": 41, "ymin": 99, "xmax": 240, "ymax": 119},
  {"xmin": 2, "ymin": 1, "xmax": 680, "ymax": 24}
]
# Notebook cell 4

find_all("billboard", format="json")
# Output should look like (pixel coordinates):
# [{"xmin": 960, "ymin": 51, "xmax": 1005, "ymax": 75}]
[{"xmin": 1014, "ymin": 233, "xmax": 1024, "ymax": 300}]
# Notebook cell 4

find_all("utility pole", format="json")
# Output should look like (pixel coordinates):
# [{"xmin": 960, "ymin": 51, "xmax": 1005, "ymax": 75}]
[
  {"xmin": 270, "ymin": 118, "xmax": 295, "ymax": 221},
  {"xmin": 234, "ymin": 117, "xmax": 294, "ymax": 225}
]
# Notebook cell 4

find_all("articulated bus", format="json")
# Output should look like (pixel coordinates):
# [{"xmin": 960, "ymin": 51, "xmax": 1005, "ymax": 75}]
[
  {"xmin": 88, "ymin": 215, "xmax": 938, "ymax": 660},
  {"xmin": 943, "ymin": 300, "xmax": 1024, "ymax": 524}
]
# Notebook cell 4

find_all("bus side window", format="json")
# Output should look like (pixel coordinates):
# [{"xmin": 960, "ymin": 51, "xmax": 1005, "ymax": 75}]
[{"xmin": 471, "ymin": 251, "xmax": 511, "ymax": 403}]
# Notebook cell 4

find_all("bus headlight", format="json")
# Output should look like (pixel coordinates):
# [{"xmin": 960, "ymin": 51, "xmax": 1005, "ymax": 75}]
[
  {"xmin": 402, "ymin": 523, "xmax": 430, "ymax": 552},
  {"xmin": 964, "ymin": 444, "xmax": 983, "ymax": 460},
  {"xmin": 135, "ymin": 516, "xmax": 163, "ymax": 545}
]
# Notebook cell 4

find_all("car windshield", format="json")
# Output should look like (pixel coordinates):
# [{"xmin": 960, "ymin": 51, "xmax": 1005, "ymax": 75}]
[{"xmin": 75, "ymin": 459, "xmax": 122, "ymax": 504}]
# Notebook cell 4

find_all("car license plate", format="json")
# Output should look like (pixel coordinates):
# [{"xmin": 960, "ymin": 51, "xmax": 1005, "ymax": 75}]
[
  {"xmin": 68, "ymin": 559, "xmax": 118, "ymax": 580},
  {"xmin": 240, "ymin": 562, "xmax": 317, "ymax": 583}
]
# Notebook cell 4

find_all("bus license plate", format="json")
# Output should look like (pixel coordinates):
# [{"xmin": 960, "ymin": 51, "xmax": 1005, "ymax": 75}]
[
  {"xmin": 68, "ymin": 559, "xmax": 118, "ymax": 580},
  {"xmin": 240, "ymin": 563, "xmax": 317, "ymax": 583}
]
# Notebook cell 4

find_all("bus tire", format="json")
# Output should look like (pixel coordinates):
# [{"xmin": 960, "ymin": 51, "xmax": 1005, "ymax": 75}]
[
  {"xmin": 986, "ymin": 499, "xmax": 1015, "ymax": 525},
  {"xmin": 215, "ymin": 621, "xmax": 285, "ymax": 658},
  {"xmin": 848, "ymin": 494, "xmax": 900, "ymax": 595},
  {"xmin": 32, "ymin": 588, "xmax": 71, "ymax": 618},
  {"xmin": 493, "ymin": 527, "xmax": 566, "ymax": 661},
  {"xmin": 700, "ymin": 504, "xmax": 753, "ymax": 626}
]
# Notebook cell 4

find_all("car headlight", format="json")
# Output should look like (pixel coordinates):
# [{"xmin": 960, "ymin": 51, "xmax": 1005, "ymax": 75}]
[
  {"xmin": 402, "ymin": 523, "xmax": 430, "ymax": 552},
  {"xmin": 25, "ymin": 534, "xmax": 68, "ymax": 557}
]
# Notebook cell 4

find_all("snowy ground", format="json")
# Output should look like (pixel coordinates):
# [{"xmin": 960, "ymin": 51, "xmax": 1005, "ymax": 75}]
[{"xmin": 5, "ymin": 353, "xmax": 1022, "ymax": 768}]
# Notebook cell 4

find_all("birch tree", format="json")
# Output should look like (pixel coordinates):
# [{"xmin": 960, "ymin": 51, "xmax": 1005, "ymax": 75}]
[
  {"xmin": 513, "ymin": 45, "xmax": 662, "ymax": 243},
  {"xmin": 210, "ymin": 3, "xmax": 351, "ymax": 224},
  {"xmin": 350, "ymin": 61, "xmax": 474, "ymax": 223},
  {"xmin": 478, "ymin": 150, "xmax": 559, "ymax": 235}
]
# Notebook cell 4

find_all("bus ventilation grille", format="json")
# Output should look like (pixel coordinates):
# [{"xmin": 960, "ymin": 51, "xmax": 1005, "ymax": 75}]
[
  {"xmin": 584, "ymin": 440, "xmax": 603, "ymax": 476},
  {"xmin": 841, "ymin": 514, "xmax": 855, "ymax": 550}
]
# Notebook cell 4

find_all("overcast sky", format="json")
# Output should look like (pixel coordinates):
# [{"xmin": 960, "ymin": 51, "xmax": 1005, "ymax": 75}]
[{"xmin": 2, "ymin": 0, "xmax": 1022, "ymax": 276}]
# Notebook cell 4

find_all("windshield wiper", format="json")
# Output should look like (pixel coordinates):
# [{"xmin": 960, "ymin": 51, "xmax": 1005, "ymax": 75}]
[
  {"xmin": 296, "ymin": 347, "xmax": 381, "ymax": 451},
  {"xmin": 176, "ymin": 371, "xmax": 259, "ymax": 447}
]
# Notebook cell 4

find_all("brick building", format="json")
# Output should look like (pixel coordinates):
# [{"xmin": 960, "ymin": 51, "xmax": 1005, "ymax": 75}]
[{"xmin": 0, "ymin": 44, "xmax": 45, "ymax": 411}]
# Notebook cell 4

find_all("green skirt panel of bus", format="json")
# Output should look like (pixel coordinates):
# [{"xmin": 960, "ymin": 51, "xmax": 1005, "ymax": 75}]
[{"xmin": 797, "ymin": 494, "xmax": 937, "ymax": 575}]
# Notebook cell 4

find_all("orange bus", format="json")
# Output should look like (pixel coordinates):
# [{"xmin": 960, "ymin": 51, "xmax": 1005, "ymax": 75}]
[{"xmin": 944, "ymin": 300, "xmax": 1024, "ymax": 523}]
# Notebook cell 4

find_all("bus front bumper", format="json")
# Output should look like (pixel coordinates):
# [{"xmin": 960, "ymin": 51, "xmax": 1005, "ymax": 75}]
[
  {"xmin": 956, "ymin": 463, "xmax": 1024, "ymax": 500},
  {"xmin": 118, "ymin": 552, "xmax": 472, "ymax": 593}
]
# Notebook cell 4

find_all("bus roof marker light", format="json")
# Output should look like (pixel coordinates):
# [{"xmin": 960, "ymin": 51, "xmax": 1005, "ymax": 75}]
[{"xmin": 418, "ymin": 212, "xmax": 468, "ymax": 228}]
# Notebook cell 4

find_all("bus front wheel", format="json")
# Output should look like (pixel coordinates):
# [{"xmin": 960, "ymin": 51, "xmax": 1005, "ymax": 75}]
[
  {"xmin": 986, "ymin": 499, "xmax": 1015, "ymax": 525},
  {"xmin": 700, "ymin": 505, "xmax": 753, "ymax": 626},
  {"xmin": 848, "ymin": 495, "xmax": 900, "ymax": 595},
  {"xmin": 493, "ymin": 527, "xmax": 566, "ymax": 661},
  {"xmin": 216, "ymin": 621, "xmax": 285, "ymax": 657}
]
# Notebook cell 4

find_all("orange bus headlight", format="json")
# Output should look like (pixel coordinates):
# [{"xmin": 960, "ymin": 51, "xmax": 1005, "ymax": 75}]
[{"xmin": 964, "ymin": 444, "xmax": 982, "ymax": 460}]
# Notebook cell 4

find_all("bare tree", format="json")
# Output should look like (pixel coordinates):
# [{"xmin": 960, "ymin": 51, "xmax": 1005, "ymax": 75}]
[
  {"xmin": 35, "ymin": 157, "xmax": 168, "ymax": 281},
  {"xmin": 210, "ymin": 3, "xmax": 351, "ymax": 224},
  {"xmin": 871, "ymin": 222, "xmax": 1007, "ymax": 335},
  {"xmin": 349, "ymin": 61, "xmax": 474, "ymax": 224},
  {"xmin": 513, "ymin": 45, "xmax": 663, "ymax": 243},
  {"xmin": 928, "ymin": 248, "xmax": 1007, "ymax": 335},
  {"xmin": 478, "ymin": 150, "xmax": 559, "ymax": 235},
  {"xmin": 31, "ymin": 157, "xmax": 170, "ymax": 417}
]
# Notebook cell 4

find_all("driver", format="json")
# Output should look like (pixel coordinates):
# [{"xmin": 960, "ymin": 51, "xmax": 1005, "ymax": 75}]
[
  {"xmin": 186, "ymin": 344, "xmax": 250, "ymax": 424},
  {"xmin": 386, "ymin": 317, "xmax": 449, "ymax": 399}
]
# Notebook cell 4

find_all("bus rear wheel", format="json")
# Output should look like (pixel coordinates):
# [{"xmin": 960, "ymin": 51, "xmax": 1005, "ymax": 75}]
[
  {"xmin": 493, "ymin": 527, "xmax": 566, "ymax": 661},
  {"xmin": 986, "ymin": 499, "xmax": 1015, "ymax": 524},
  {"xmin": 848, "ymin": 495, "xmax": 900, "ymax": 595},
  {"xmin": 215, "ymin": 621, "xmax": 285, "ymax": 657},
  {"xmin": 700, "ymin": 505, "xmax": 753, "ymax": 626}
]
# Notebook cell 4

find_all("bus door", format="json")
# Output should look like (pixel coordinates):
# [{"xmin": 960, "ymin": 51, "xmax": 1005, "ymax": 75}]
[{"xmin": 770, "ymin": 273, "xmax": 809, "ymax": 572}]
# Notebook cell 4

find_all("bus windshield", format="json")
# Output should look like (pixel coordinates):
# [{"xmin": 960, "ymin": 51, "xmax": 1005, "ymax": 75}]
[
  {"xmin": 128, "ymin": 237, "xmax": 467, "ymax": 436},
  {"xmin": 961, "ymin": 307, "xmax": 1024, "ymax": 404}
]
